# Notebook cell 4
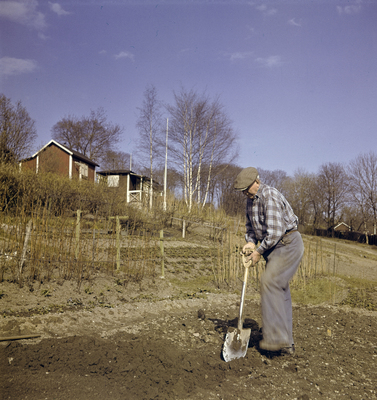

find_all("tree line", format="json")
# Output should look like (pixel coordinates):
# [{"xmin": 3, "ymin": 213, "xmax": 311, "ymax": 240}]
[
  {"xmin": 1, "ymin": 90, "xmax": 376, "ymax": 235},
  {"xmin": 218, "ymin": 160, "xmax": 377, "ymax": 236}
]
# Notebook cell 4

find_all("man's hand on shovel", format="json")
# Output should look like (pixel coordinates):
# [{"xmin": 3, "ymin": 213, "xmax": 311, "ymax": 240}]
[{"xmin": 241, "ymin": 242, "xmax": 261, "ymax": 267}]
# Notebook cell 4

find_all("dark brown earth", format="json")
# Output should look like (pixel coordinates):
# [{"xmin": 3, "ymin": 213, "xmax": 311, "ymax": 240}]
[{"xmin": 1, "ymin": 235, "xmax": 377, "ymax": 400}]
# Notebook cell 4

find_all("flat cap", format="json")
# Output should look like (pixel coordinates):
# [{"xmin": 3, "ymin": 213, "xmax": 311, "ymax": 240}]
[{"xmin": 234, "ymin": 167, "xmax": 259, "ymax": 191}]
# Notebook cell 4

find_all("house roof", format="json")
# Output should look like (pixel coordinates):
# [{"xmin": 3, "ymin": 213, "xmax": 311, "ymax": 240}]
[
  {"xmin": 97, "ymin": 169, "xmax": 133, "ymax": 176},
  {"xmin": 63, "ymin": 143, "xmax": 100, "ymax": 167},
  {"xmin": 22, "ymin": 140, "xmax": 100, "ymax": 167},
  {"xmin": 97, "ymin": 170, "xmax": 161, "ymax": 187},
  {"xmin": 334, "ymin": 222, "xmax": 351, "ymax": 230}
]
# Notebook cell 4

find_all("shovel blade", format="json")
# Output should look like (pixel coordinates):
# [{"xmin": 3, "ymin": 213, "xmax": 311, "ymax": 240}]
[{"xmin": 222, "ymin": 328, "xmax": 251, "ymax": 362}]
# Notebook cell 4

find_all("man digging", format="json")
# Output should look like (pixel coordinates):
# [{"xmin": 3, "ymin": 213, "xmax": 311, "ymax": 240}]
[{"xmin": 234, "ymin": 167, "xmax": 304, "ymax": 355}]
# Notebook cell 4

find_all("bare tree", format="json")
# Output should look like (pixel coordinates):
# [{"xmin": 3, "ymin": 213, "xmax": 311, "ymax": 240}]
[
  {"xmin": 136, "ymin": 165, "xmax": 182, "ymax": 196},
  {"xmin": 258, "ymin": 168, "xmax": 289, "ymax": 196},
  {"xmin": 51, "ymin": 107, "xmax": 123, "ymax": 165},
  {"xmin": 341, "ymin": 205, "xmax": 366, "ymax": 232},
  {"xmin": 213, "ymin": 164, "xmax": 245, "ymax": 216},
  {"xmin": 100, "ymin": 150, "xmax": 131, "ymax": 170},
  {"xmin": 317, "ymin": 162, "xmax": 349, "ymax": 231},
  {"xmin": 167, "ymin": 88, "xmax": 238, "ymax": 212},
  {"xmin": 283, "ymin": 169, "xmax": 317, "ymax": 229},
  {"xmin": 0, "ymin": 94, "xmax": 37, "ymax": 162},
  {"xmin": 348, "ymin": 151, "xmax": 377, "ymax": 235},
  {"xmin": 136, "ymin": 85, "xmax": 164, "ymax": 209}
]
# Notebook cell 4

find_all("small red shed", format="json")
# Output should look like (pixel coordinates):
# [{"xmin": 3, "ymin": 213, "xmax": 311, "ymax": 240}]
[
  {"xmin": 334, "ymin": 222, "xmax": 351, "ymax": 232},
  {"xmin": 20, "ymin": 140, "xmax": 99, "ymax": 182}
]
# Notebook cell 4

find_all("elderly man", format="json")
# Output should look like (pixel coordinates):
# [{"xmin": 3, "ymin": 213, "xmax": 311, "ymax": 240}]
[{"xmin": 234, "ymin": 167, "xmax": 304, "ymax": 355}]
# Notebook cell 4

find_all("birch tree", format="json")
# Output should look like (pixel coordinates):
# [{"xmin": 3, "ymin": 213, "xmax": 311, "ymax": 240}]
[
  {"xmin": 167, "ymin": 88, "xmax": 237, "ymax": 212},
  {"xmin": 136, "ymin": 85, "xmax": 163, "ymax": 209}
]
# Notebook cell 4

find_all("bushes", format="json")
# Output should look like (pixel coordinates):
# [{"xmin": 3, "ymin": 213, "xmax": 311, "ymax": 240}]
[
  {"xmin": 0, "ymin": 163, "xmax": 21, "ymax": 212},
  {"xmin": 0, "ymin": 164, "xmax": 112, "ymax": 217},
  {"xmin": 1, "ymin": 164, "xmax": 221, "ymax": 236}
]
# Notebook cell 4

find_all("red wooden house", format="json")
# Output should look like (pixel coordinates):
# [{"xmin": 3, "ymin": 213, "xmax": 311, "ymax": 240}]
[
  {"xmin": 334, "ymin": 222, "xmax": 351, "ymax": 232},
  {"xmin": 19, "ymin": 140, "xmax": 99, "ymax": 182}
]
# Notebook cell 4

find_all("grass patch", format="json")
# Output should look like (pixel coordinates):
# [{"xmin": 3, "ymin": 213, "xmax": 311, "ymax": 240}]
[
  {"xmin": 291, "ymin": 274, "xmax": 377, "ymax": 310},
  {"xmin": 340, "ymin": 288, "xmax": 377, "ymax": 311},
  {"xmin": 291, "ymin": 277, "xmax": 343, "ymax": 305},
  {"xmin": 168, "ymin": 275, "xmax": 216, "ymax": 293},
  {"xmin": 337, "ymin": 276, "xmax": 377, "ymax": 311},
  {"xmin": 337, "ymin": 275, "xmax": 377, "ymax": 289},
  {"xmin": 164, "ymin": 246, "xmax": 214, "ymax": 259}
]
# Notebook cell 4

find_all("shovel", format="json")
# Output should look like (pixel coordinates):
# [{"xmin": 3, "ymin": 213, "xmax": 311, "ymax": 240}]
[{"xmin": 222, "ymin": 251, "xmax": 253, "ymax": 362}]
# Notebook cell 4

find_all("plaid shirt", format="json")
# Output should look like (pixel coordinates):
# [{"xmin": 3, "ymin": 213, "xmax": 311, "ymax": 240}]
[{"xmin": 245, "ymin": 183, "xmax": 298, "ymax": 255}]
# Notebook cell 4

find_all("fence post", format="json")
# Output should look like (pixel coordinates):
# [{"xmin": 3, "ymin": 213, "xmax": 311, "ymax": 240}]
[
  {"xmin": 116, "ymin": 216, "xmax": 120, "ymax": 271},
  {"xmin": 75, "ymin": 210, "xmax": 81, "ymax": 259},
  {"xmin": 160, "ymin": 229, "xmax": 164, "ymax": 278},
  {"xmin": 182, "ymin": 219, "xmax": 186, "ymax": 239},
  {"xmin": 19, "ymin": 219, "xmax": 33, "ymax": 280},
  {"xmin": 92, "ymin": 227, "xmax": 96, "ymax": 265}
]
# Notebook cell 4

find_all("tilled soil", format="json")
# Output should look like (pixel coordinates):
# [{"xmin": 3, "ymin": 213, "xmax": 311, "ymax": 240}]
[
  {"xmin": 1, "ymin": 299, "xmax": 376, "ymax": 400},
  {"xmin": 1, "ymin": 236, "xmax": 377, "ymax": 400}
]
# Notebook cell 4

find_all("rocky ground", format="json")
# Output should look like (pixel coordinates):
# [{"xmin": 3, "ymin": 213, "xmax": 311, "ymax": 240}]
[{"xmin": 1, "ymin": 235, "xmax": 377, "ymax": 400}]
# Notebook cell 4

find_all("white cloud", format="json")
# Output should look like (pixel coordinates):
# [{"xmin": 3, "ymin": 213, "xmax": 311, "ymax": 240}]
[
  {"xmin": 114, "ymin": 51, "xmax": 135, "ymax": 62},
  {"xmin": 226, "ymin": 51, "xmax": 254, "ymax": 62},
  {"xmin": 256, "ymin": 4, "xmax": 277, "ymax": 16},
  {"xmin": 0, "ymin": 56, "xmax": 37, "ymax": 77},
  {"xmin": 179, "ymin": 48, "xmax": 192, "ymax": 54},
  {"xmin": 337, "ymin": 4, "xmax": 362, "ymax": 15},
  {"xmin": 99, "ymin": 50, "xmax": 107, "ymax": 55},
  {"xmin": 38, "ymin": 31, "xmax": 49, "ymax": 40},
  {"xmin": 0, "ymin": 0, "xmax": 46, "ymax": 30},
  {"xmin": 49, "ymin": 2, "xmax": 70, "ymax": 16},
  {"xmin": 288, "ymin": 18, "xmax": 302, "ymax": 27},
  {"xmin": 255, "ymin": 55, "xmax": 283, "ymax": 68},
  {"xmin": 246, "ymin": 25, "xmax": 255, "ymax": 34},
  {"xmin": 256, "ymin": 4, "xmax": 266, "ymax": 11}
]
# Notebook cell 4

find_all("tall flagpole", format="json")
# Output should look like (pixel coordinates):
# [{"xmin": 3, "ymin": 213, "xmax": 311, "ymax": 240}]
[{"xmin": 163, "ymin": 118, "xmax": 168, "ymax": 211}]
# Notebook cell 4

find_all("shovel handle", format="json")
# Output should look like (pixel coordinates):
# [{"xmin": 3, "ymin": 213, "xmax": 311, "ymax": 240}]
[{"xmin": 237, "ymin": 263, "xmax": 250, "ymax": 331}]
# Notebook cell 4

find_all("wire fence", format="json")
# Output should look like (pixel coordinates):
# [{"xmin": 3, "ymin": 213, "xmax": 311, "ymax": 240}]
[
  {"xmin": 1, "ymin": 214, "xmax": 147, "ymax": 284},
  {"xmin": 1, "ymin": 208, "xmax": 340, "ymax": 294},
  {"xmin": 0, "ymin": 210, "xmax": 230, "ymax": 285}
]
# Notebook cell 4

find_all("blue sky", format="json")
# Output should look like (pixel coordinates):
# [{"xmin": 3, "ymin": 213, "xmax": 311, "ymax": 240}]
[{"xmin": 1, "ymin": 0, "xmax": 376, "ymax": 176}]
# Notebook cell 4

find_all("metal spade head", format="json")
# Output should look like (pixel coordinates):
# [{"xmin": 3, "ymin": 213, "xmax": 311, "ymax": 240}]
[{"xmin": 223, "ymin": 327, "xmax": 251, "ymax": 362}]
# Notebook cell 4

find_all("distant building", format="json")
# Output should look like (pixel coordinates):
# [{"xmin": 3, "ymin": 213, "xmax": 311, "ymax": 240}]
[
  {"xmin": 334, "ymin": 222, "xmax": 351, "ymax": 232},
  {"xmin": 96, "ymin": 169, "xmax": 162, "ymax": 205},
  {"xmin": 19, "ymin": 140, "xmax": 99, "ymax": 182}
]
